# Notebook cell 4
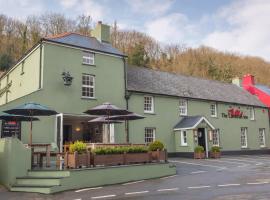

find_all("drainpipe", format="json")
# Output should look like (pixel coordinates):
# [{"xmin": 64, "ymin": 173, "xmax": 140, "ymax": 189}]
[
  {"xmin": 123, "ymin": 57, "xmax": 130, "ymax": 143},
  {"xmin": 39, "ymin": 42, "xmax": 43, "ymax": 89}
]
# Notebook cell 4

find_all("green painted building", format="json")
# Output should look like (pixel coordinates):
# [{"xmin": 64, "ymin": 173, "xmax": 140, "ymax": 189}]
[{"xmin": 0, "ymin": 22, "xmax": 269, "ymax": 157}]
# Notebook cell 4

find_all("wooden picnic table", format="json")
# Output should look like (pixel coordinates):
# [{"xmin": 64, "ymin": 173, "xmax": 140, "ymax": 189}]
[{"xmin": 30, "ymin": 144, "xmax": 51, "ymax": 168}]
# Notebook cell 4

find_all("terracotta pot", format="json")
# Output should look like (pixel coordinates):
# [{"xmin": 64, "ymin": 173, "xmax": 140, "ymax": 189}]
[
  {"xmin": 210, "ymin": 151, "xmax": 221, "ymax": 159},
  {"xmin": 125, "ymin": 152, "xmax": 151, "ymax": 164},
  {"xmin": 64, "ymin": 151, "xmax": 90, "ymax": 168},
  {"xmin": 151, "ymin": 150, "xmax": 167, "ymax": 162},
  {"xmin": 194, "ymin": 152, "xmax": 205, "ymax": 159},
  {"xmin": 92, "ymin": 154, "xmax": 124, "ymax": 166}
]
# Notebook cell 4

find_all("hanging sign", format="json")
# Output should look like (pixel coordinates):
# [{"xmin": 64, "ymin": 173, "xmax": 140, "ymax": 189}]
[{"xmin": 222, "ymin": 107, "xmax": 248, "ymax": 119}]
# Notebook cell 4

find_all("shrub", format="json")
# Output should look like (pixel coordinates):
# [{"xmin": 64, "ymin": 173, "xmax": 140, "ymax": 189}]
[
  {"xmin": 126, "ymin": 146, "xmax": 148, "ymax": 153},
  {"xmin": 69, "ymin": 141, "xmax": 87, "ymax": 154},
  {"xmin": 93, "ymin": 146, "xmax": 148, "ymax": 155},
  {"xmin": 148, "ymin": 141, "xmax": 164, "ymax": 151},
  {"xmin": 211, "ymin": 146, "xmax": 221, "ymax": 153},
  {"xmin": 194, "ymin": 145, "xmax": 204, "ymax": 153}
]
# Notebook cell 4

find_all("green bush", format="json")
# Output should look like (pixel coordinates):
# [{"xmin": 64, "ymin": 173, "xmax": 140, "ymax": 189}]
[
  {"xmin": 93, "ymin": 146, "xmax": 148, "ymax": 155},
  {"xmin": 194, "ymin": 145, "xmax": 204, "ymax": 153},
  {"xmin": 148, "ymin": 141, "xmax": 164, "ymax": 151},
  {"xmin": 211, "ymin": 146, "xmax": 221, "ymax": 153},
  {"xmin": 69, "ymin": 141, "xmax": 87, "ymax": 154}
]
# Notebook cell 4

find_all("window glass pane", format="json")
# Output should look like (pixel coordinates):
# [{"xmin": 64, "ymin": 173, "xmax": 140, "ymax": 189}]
[
  {"xmin": 144, "ymin": 128, "xmax": 155, "ymax": 143},
  {"xmin": 82, "ymin": 74, "xmax": 95, "ymax": 98},
  {"xmin": 144, "ymin": 96, "xmax": 153, "ymax": 112},
  {"xmin": 179, "ymin": 99, "xmax": 187, "ymax": 116}
]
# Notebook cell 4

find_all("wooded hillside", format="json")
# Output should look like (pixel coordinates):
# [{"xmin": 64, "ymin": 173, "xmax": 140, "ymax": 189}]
[{"xmin": 0, "ymin": 13, "xmax": 270, "ymax": 85}]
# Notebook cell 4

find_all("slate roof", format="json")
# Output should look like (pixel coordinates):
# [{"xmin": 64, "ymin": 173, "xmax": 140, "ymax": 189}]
[
  {"xmin": 173, "ymin": 116, "xmax": 215, "ymax": 130},
  {"xmin": 127, "ymin": 65, "xmax": 265, "ymax": 107},
  {"xmin": 44, "ymin": 32, "xmax": 125, "ymax": 57}
]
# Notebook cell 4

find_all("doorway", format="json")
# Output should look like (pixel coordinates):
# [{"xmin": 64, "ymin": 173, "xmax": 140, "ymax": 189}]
[
  {"xmin": 63, "ymin": 125, "xmax": 72, "ymax": 144},
  {"xmin": 197, "ymin": 128, "xmax": 206, "ymax": 151}
]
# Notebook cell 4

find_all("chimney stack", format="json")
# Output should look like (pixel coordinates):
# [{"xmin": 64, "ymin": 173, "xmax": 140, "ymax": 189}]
[
  {"xmin": 232, "ymin": 77, "xmax": 242, "ymax": 87},
  {"xmin": 91, "ymin": 21, "xmax": 110, "ymax": 43}
]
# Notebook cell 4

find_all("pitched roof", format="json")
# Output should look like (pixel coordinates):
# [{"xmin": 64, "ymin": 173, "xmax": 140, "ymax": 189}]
[
  {"xmin": 127, "ymin": 65, "xmax": 265, "ymax": 107},
  {"xmin": 255, "ymin": 84, "xmax": 270, "ymax": 95},
  {"xmin": 173, "ymin": 116, "xmax": 215, "ymax": 130},
  {"xmin": 44, "ymin": 32, "xmax": 125, "ymax": 57}
]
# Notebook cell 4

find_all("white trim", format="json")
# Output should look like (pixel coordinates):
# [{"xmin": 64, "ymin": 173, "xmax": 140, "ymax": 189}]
[
  {"xmin": 180, "ymin": 130, "xmax": 188, "ymax": 146},
  {"xmin": 144, "ymin": 96, "xmax": 154, "ymax": 113},
  {"xmin": 55, "ymin": 113, "xmax": 63, "ymax": 153},
  {"xmin": 43, "ymin": 41, "xmax": 124, "ymax": 59},
  {"xmin": 210, "ymin": 103, "xmax": 217, "ymax": 117},
  {"xmin": 82, "ymin": 74, "xmax": 95, "ymax": 98},
  {"xmin": 179, "ymin": 99, "xmax": 188, "ymax": 116},
  {"xmin": 174, "ymin": 116, "xmax": 215, "ymax": 131},
  {"xmin": 205, "ymin": 128, "xmax": 209, "ymax": 158},
  {"xmin": 240, "ymin": 127, "xmax": 248, "ymax": 148},
  {"xmin": 259, "ymin": 128, "xmax": 266, "ymax": 148}
]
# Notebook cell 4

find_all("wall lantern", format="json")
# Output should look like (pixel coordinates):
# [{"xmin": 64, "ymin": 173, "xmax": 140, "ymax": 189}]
[
  {"xmin": 75, "ymin": 127, "xmax": 81, "ymax": 132},
  {"xmin": 62, "ymin": 71, "xmax": 73, "ymax": 86}
]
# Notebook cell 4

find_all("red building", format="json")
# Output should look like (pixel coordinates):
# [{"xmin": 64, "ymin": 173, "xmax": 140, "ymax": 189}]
[{"xmin": 242, "ymin": 74, "xmax": 270, "ymax": 108}]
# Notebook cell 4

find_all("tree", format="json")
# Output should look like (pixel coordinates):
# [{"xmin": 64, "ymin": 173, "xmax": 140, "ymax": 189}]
[
  {"xmin": 0, "ymin": 54, "xmax": 13, "ymax": 70},
  {"xmin": 129, "ymin": 43, "xmax": 149, "ymax": 66}
]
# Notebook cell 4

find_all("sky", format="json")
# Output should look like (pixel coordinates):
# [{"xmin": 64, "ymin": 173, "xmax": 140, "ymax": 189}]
[{"xmin": 1, "ymin": 0, "xmax": 270, "ymax": 61}]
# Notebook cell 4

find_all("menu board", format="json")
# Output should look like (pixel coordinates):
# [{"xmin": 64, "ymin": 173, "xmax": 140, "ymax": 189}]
[{"xmin": 1, "ymin": 121, "xmax": 21, "ymax": 139}]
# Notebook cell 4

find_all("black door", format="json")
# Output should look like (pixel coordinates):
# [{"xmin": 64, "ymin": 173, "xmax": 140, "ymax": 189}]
[
  {"xmin": 63, "ymin": 125, "xmax": 72, "ymax": 144},
  {"xmin": 197, "ymin": 128, "xmax": 206, "ymax": 151}
]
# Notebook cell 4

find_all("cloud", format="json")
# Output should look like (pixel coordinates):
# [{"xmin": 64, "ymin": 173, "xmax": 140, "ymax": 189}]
[
  {"xmin": 144, "ymin": 13, "xmax": 198, "ymax": 44},
  {"xmin": 126, "ymin": 0, "xmax": 173, "ymax": 16},
  {"xmin": 202, "ymin": 0, "xmax": 270, "ymax": 61}
]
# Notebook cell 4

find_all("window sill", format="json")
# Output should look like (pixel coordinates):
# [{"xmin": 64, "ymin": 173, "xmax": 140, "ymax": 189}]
[
  {"xmin": 82, "ymin": 63, "xmax": 96, "ymax": 67},
  {"xmin": 211, "ymin": 115, "xmax": 217, "ymax": 118},
  {"xmin": 260, "ymin": 146, "xmax": 266, "ymax": 149},
  {"xmin": 144, "ymin": 111, "xmax": 155, "ymax": 115},
  {"xmin": 241, "ymin": 147, "xmax": 249, "ymax": 149},
  {"xmin": 81, "ymin": 97, "xmax": 97, "ymax": 100},
  {"xmin": 180, "ymin": 114, "xmax": 188, "ymax": 117},
  {"xmin": 180, "ymin": 144, "xmax": 188, "ymax": 147},
  {"xmin": 20, "ymin": 72, "xmax": 25, "ymax": 75}
]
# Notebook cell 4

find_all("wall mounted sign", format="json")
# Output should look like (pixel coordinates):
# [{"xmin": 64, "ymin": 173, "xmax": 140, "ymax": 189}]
[
  {"xmin": 1, "ymin": 121, "xmax": 21, "ymax": 139},
  {"xmin": 222, "ymin": 107, "xmax": 248, "ymax": 119}
]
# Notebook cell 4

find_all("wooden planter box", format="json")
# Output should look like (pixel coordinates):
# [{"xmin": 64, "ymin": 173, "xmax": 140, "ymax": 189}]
[
  {"xmin": 151, "ymin": 150, "xmax": 167, "ymax": 162},
  {"xmin": 125, "ymin": 152, "xmax": 151, "ymax": 164},
  {"xmin": 92, "ymin": 154, "xmax": 124, "ymax": 166},
  {"xmin": 210, "ymin": 151, "xmax": 221, "ymax": 159},
  {"xmin": 64, "ymin": 151, "xmax": 90, "ymax": 168},
  {"xmin": 194, "ymin": 152, "xmax": 205, "ymax": 159}
]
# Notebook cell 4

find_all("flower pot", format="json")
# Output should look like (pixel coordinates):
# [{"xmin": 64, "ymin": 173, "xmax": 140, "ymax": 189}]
[
  {"xmin": 151, "ymin": 150, "xmax": 167, "ymax": 162},
  {"xmin": 92, "ymin": 154, "xmax": 124, "ymax": 166},
  {"xmin": 210, "ymin": 151, "xmax": 221, "ymax": 159},
  {"xmin": 125, "ymin": 152, "xmax": 151, "ymax": 164},
  {"xmin": 194, "ymin": 152, "xmax": 205, "ymax": 159},
  {"xmin": 64, "ymin": 151, "xmax": 90, "ymax": 168}
]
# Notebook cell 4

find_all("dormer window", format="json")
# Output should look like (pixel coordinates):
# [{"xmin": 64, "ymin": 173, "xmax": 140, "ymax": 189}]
[{"xmin": 82, "ymin": 52, "xmax": 95, "ymax": 65}]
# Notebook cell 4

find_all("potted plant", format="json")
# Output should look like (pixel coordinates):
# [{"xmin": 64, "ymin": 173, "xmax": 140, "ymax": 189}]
[
  {"xmin": 64, "ymin": 141, "xmax": 90, "ymax": 168},
  {"xmin": 210, "ymin": 146, "xmax": 221, "ymax": 159},
  {"xmin": 149, "ymin": 141, "xmax": 167, "ymax": 162},
  {"xmin": 92, "ymin": 147, "xmax": 125, "ymax": 166},
  {"xmin": 124, "ymin": 146, "xmax": 151, "ymax": 164},
  {"xmin": 194, "ymin": 145, "xmax": 205, "ymax": 159}
]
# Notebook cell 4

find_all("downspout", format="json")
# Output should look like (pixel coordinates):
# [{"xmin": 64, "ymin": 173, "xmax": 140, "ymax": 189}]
[{"xmin": 39, "ymin": 42, "xmax": 43, "ymax": 89}]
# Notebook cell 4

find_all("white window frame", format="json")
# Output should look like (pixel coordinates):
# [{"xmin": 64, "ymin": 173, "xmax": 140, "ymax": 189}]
[
  {"xmin": 241, "ymin": 127, "xmax": 248, "ymax": 148},
  {"xmin": 210, "ymin": 103, "xmax": 217, "ymax": 117},
  {"xmin": 144, "ymin": 128, "xmax": 156, "ymax": 144},
  {"xmin": 212, "ymin": 129, "xmax": 220, "ymax": 146},
  {"xmin": 82, "ymin": 52, "xmax": 95, "ymax": 65},
  {"xmin": 82, "ymin": 74, "xmax": 95, "ymax": 98},
  {"xmin": 144, "ymin": 96, "xmax": 154, "ymax": 113},
  {"xmin": 179, "ymin": 99, "xmax": 187, "ymax": 116},
  {"xmin": 250, "ymin": 107, "xmax": 255, "ymax": 120},
  {"xmin": 259, "ymin": 128, "xmax": 266, "ymax": 148},
  {"xmin": 180, "ymin": 130, "xmax": 188, "ymax": 146}
]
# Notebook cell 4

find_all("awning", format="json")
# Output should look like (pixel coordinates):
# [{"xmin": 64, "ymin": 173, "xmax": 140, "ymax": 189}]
[{"xmin": 173, "ymin": 116, "xmax": 215, "ymax": 131}]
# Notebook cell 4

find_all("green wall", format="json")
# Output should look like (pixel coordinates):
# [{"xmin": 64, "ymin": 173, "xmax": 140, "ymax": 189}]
[
  {"xmin": 128, "ymin": 92, "xmax": 270, "ymax": 153},
  {"xmin": 0, "ymin": 138, "xmax": 31, "ymax": 188}
]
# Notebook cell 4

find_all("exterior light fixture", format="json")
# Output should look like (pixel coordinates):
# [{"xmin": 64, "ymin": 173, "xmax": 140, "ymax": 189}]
[
  {"xmin": 62, "ymin": 71, "xmax": 73, "ymax": 86},
  {"xmin": 75, "ymin": 127, "xmax": 81, "ymax": 132}
]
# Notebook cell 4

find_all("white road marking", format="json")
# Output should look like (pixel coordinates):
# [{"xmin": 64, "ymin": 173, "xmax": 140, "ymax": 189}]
[
  {"xmin": 157, "ymin": 188, "xmax": 179, "ymax": 192},
  {"xmin": 160, "ymin": 175, "xmax": 178, "ymax": 179},
  {"xmin": 247, "ymin": 181, "xmax": 269, "ymax": 185},
  {"xmin": 208, "ymin": 159, "xmax": 249, "ymax": 168},
  {"xmin": 218, "ymin": 183, "xmax": 241, "ymax": 187},
  {"xmin": 170, "ymin": 160, "xmax": 226, "ymax": 170},
  {"xmin": 223, "ymin": 158, "xmax": 263, "ymax": 165},
  {"xmin": 125, "ymin": 191, "xmax": 149, "ymax": 195},
  {"xmin": 74, "ymin": 199, "xmax": 81, "ymax": 200},
  {"xmin": 75, "ymin": 187, "xmax": 103, "ymax": 193},
  {"xmin": 91, "ymin": 194, "xmax": 116, "ymax": 199},
  {"xmin": 122, "ymin": 180, "xmax": 145, "ymax": 185},
  {"xmin": 188, "ymin": 185, "xmax": 211, "ymax": 189},
  {"xmin": 191, "ymin": 170, "xmax": 207, "ymax": 174}
]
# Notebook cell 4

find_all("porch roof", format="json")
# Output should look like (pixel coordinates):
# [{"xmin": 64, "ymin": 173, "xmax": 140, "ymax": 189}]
[{"xmin": 173, "ymin": 116, "xmax": 215, "ymax": 131}]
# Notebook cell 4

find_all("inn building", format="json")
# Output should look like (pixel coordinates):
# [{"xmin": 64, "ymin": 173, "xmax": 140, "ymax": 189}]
[{"xmin": 0, "ymin": 22, "xmax": 269, "ymax": 157}]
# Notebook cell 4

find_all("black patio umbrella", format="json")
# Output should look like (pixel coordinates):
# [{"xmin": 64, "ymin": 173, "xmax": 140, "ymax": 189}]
[
  {"xmin": 88, "ymin": 116, "xmax": 123, "ymax": 124},
  {"xmin": 0, "ymin": 113, "xmax": 40, "ymax": 138},
  {"xmin": 3, "ymin": 102, "xmax": 58, "ymax": 145},
  {"xmin": 84, "ymin": 102, "xmax": 130, "ymax": 143},
  {"xmin": 106, "ymin": 113, "xmax": 145, "ymax": 142}
]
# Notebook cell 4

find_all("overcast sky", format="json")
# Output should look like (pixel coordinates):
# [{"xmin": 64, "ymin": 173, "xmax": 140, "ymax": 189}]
[{"xmin": 1, "ymin": 0, "xmax": 270, "ymax": 61}]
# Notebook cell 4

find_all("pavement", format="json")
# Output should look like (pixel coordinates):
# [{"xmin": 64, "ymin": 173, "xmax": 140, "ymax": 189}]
[{"xmin": 2, "ymin": 155, "xmax": 270, "ymax": 199}]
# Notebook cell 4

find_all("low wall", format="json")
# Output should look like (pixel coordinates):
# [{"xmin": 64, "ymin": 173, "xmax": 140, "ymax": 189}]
[
  {"xmin": 0, "ymin": 137, "xmax": 31, "ymax": 188},
  {"xmin": 52, "ymin": 163, "xmax": 176, "ymax": 193}
]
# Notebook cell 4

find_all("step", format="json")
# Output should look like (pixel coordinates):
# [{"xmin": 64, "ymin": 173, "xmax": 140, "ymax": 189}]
[
  {"xmin": 28, "ymin": 170, "xmax": 70, "ymax": 178},
  {"xmin": 10, "ymin": 185, "xmax": 52, "ymax": 194},
  {"xmin": 16, "ymin": 177, "xmax": 62, "ymax": 186}
]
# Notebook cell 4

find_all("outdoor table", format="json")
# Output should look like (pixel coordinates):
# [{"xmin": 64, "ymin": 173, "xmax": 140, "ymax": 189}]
[{"xmin": 30, "ymin": 144, "xmax": 51, "ymax": 168}]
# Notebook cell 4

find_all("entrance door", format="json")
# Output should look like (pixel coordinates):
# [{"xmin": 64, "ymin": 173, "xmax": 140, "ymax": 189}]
[
  {"xmin": 63, "ymin": 125, "xmax": 72, "ymax": 144},
  {"xmin": 198, "ymin": 128, "xmax": 206, "ymax": 150}
]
